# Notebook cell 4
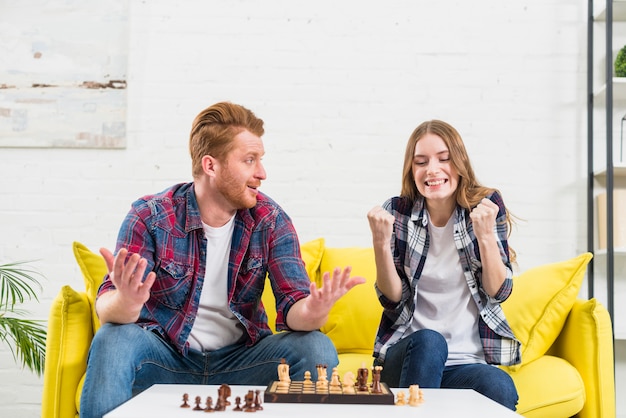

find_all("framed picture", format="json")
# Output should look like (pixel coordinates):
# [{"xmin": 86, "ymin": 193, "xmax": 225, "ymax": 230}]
[{"xmin": 0, "ymin": 0, "xmax": 128, "ymax": 148}]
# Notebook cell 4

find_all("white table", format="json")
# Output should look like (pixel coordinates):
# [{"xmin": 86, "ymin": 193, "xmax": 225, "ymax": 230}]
[{"xmin": 104, "ymin": 383, "xmax": 520, "ymax": 417}]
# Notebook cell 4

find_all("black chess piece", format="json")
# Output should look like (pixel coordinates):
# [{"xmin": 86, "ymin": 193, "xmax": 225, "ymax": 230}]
[
  {"xmin": 204, "ymin": 396, "xmax": 214, "ymax": 412},
  {"xmin": 254, "ymin": 390, "xmax": 263, "ymax": 410},
  {"xmin": 233, "ymin": 396, "xmax": 242, "ymax": 411},
  {"xmin": 243, "ymin": 390, "xmax": 256, "ymax": 412},
  {"xmin": 193, "ymin": 395, "xmax": 203, "ymax": 410},
  {"xmin": 180, "ymin": 393, "xmax": 190, "ymax": 408}
]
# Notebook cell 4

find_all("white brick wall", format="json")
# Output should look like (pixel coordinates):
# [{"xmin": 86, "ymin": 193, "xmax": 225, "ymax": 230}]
[{"xmin": 2, "ymin": 1, "xmax": 614, "ymax": 416}]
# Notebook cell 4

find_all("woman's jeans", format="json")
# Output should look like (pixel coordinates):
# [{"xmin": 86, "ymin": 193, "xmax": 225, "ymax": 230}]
[
  {"xmin": 80, "ymin": 323, "xmax": 337, "ymax": 418},
  {"xmin": 375, "ymin": 329, "xmax": 518, "ymax": 411}
]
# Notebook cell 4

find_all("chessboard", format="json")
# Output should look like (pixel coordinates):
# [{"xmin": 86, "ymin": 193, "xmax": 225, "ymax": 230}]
[{"xmin": 263, "ymin": 380, "xmax": 395, "ymax": 405}]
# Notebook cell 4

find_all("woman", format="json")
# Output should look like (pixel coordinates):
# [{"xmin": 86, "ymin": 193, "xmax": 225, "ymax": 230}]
[{"xmin": 366, "ymin": 120, "xmax": 521, "ymax": 410}]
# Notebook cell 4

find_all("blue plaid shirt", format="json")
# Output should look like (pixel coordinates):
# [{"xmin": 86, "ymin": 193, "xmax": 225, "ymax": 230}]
[
  {"xmin": 97, "ymin": 182, "xmax": 311, "ymax": 355},
  {"xmin": 373, "ymin": 191, "xmax": 521, "ymax": 366}
]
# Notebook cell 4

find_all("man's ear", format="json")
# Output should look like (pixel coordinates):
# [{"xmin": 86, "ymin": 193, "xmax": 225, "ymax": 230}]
[{"xmin": 201, "ymin": 155, "xmax": 217, "ymax": 177}]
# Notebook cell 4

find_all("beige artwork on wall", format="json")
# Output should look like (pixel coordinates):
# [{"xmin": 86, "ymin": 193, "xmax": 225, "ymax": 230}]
[{"xmin": 0, "ymin": 0, "xmax": 128, "ymax": 148}]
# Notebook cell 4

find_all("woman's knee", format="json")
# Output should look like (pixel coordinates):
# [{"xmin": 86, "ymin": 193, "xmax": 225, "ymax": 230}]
[
  {"xmin": 475, "ymin": 368, "xmax": 518, "ymax": 411},
  {"xmin": 410, "ymin": 329, "xmax": 447, "ymax": 349},
  {"xmin": 405, "ymin": 329, "xmax": 448, "ymax": 361}
]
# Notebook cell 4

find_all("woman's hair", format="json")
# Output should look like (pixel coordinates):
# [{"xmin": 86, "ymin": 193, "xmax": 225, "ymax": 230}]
[
  {"xmin": 400, "ymin": 120, "xmax": 516, "ymax": 261},
  {"xmin": 189, "ymin": 102, "xmax": 264, "ymax": 178}
]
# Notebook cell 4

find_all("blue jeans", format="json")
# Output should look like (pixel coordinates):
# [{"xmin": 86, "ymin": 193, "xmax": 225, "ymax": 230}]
[
  {"xmin": 80, "ymin": 323, "xmax": 337, "ymax": 418},
  {"xmin": 375, "ymin": 329, "xmax": 518, "ymax": 411}
]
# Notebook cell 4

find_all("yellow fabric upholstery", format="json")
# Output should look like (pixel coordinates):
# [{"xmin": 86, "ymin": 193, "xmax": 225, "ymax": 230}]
[
  {"xmin": 261, "ymin": 238, "xmax": 325, "ymax": 332},
  {"xmin": 547, "ymin": 299, "xmax": 616, "ymax": 418},
  {"xmin": 41, "ymin": 286, "xmax": 94, "ymax": 418},
  {"xmin": 318, "ymin": 247, "xmax": 381, "ymax": 357},
  {"xmin": 42, "ymin": 242, "xmax": 615, "ymax": 418},
  {"xmin": 72, "ymin": 241, "xmax": 106, "ymax": 334},
  {"xmin": 505, "ymin": 355, "xmax": 585, "ymax": 417},
  {"xmin": 501, "ymin": 253, "xmax": 592, "ymax": 371}
]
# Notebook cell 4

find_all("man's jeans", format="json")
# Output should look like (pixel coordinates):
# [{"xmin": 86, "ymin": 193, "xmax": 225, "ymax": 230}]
[
  {"xmin": 375, "ymin": 329, "xmax": 518, "ymax": 411},
  {"xmin": 80, "ymin": 323, "xmax": 337, "ymax": 418}
]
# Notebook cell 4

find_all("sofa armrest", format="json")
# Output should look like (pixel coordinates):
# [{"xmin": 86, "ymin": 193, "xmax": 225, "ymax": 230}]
[
  {"xmin": 547, "ymin": 298, "xmax": 615, "ymax": 418},
  {"xmin": 42, "ymin": 285, "xmax": 95, "ymax": 418}
]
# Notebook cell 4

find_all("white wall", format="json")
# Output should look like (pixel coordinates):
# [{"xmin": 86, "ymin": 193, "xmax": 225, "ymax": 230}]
[{"xmin": 1, "ymin": 1, "xmax": 620, "ymax": 417}]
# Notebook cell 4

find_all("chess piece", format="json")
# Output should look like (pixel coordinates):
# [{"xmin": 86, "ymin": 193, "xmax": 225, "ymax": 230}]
[
  {"xmin": 254, "ymin": 389, "xmax": 263, "ymax": 410},
  {"xmin": 329, "ymin": 367, "xmax": 341, "ymax": 390},
  {"xmin": 193, "ymin": 395, "xmax": 203, "ymax": 410},
  {"xmin": 233, "ymin": 396, "xmax": 242, "ymax": 411},
  {"xmin": 214, "ymin": 396, "xmax": 226, "ymax": 411},
  {"xmin": 395, "ymin": 391, "xmax": 407, "ymax": 406},
  {"xmin": 277, "ymin": 358, "xmax": 291, "ymax": 389},
  {"xmin": 371, "ymin": 365, "xmax": 382, "ymax": 394},
  {"xmin": 342, "ymin": 371, "xmax": 356, "ymax": 394},
  {"xmin": 357, "ymin": 365, "xmax": 369, "ymax": 392},
  {"xmin": 303, "ymin": 370, "xmax": 314, "ymax": 388},
  {"xmin": 243, "ymin": 390, "xmax": 256, "ymax": 412},
  {"xmin": 204, "ymin": 396, "xmax": 214, "ymax": 412},
  {"xmin": 408, "ymin": 384, "xmax": 424, "ymax": 406},
  {"xmin": 180, "ymin": 393, "xmax": 191, "ymax": 408},
  {"xmin": 316, "ymin": 364, "xmax": 328, "ymax": 390},
  {"xmin": 218, "ymin": 384, "xmax": 232, "ymax": 406}
]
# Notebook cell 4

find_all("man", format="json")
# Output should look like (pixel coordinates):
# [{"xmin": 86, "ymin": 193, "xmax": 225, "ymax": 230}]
[{"xmin": 80, "ymin": 102, "xmax": 365, "ymax": 418}]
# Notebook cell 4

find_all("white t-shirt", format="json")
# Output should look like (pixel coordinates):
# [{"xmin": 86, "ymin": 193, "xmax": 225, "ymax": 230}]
[
  {"xmin": 407, "ymin": 212, "xmax": 485, "ymax": 366},
  {"xmin": 187, "ymin": 216, "xmax": 243, "ymax": 351}
]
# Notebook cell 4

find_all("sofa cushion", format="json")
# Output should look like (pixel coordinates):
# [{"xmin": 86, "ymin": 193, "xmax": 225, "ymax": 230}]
[
  {"xmin": 501, "ymin": 253, "xmax": 592, "ymax": 370},
  {"xmin": 72, "ymin": 241, "xmax": 107, "ymax": 334},
  {"xmin": 319, "ymin": 246, "xmax": 381, "ymax": 356},
  {"xmin": 42, "ymin": 285, "xmax": 94, "ymax": 418},
  {"xmin": 261, "ymin": 238, "xmax": 325, "ymax": 332},
  {"xmin": 506, "ymin": 355, "xmax": 584, "ymax": 417}
]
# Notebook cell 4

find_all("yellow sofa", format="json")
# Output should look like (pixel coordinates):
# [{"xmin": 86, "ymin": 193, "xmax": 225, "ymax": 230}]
[{"xmin": 42, "ymin": 240, "xmax": 615, "ymax": 418}]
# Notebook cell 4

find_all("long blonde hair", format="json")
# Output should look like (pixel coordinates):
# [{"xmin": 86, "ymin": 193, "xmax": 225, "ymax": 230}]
[{"xmin": 400, "ymin": 120, "xmax": 516, "ymax": 262}]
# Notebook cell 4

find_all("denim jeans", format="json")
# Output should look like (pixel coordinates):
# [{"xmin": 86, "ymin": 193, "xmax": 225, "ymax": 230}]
[
  {"xmin": 80, "ymin": 323, "xmax": 337, "ymax": 418},
  {"xmin": 375, "ymin": 329, "xmax": 518, "ymax": 411}
]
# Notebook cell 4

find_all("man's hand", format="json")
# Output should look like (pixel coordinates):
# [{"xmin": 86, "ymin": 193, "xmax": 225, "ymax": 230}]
[
  {"xmin": 96, "ymin": 248, "xmax": 156, "ymax": 324},
  {"xmin": 286, "ymin": 266, "xmax": 366, "ymax": 331}
]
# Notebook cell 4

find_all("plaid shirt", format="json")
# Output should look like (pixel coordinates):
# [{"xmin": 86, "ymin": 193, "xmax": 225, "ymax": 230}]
[
  {"xmin": 373, "ymin": 191, "xmax": 521, "ymax": 366},
  {"xmin": 97, "ymin": 182, "xmax": 311, "ymax": 355}
]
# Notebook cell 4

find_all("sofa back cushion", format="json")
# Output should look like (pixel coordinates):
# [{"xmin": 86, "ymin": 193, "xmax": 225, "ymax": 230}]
[
  {"xmin": 72, "ymin": 241, "xmax": 107, "ymax": 334},
  {"xmin": 261, "ymin": 238, "xmax": 325, "ymax": 332},
  {"xmin": 501, "ymin": 252, "xmax": 592, "ymax": 371},
  {"xmin": 319, "ymin": 246, "xmax": 381, "ymax": 356}
]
